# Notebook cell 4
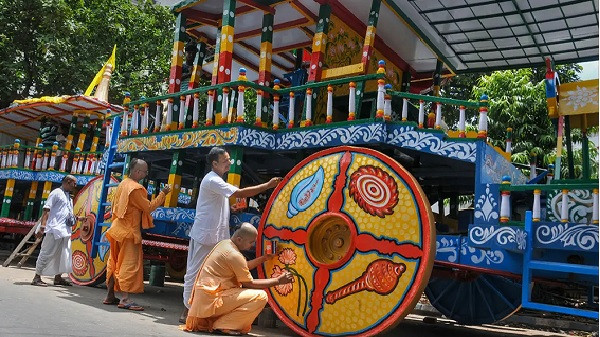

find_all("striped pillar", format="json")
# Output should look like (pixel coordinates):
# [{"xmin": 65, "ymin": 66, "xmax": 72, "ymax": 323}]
[
  {"xmin": 164, "ymin": 151, "xmax": 184, "ymax": 207},
  {"xmin": 227, "ymin": 147, "xmax": 243, "ymax": 205},
  {"xmin": 499, "ymin": 176, "xmax": 511, "ymax": 223},
  {"xmin": 0, "ymin": 178, "xmax": 15, "ymax": 217},
  {"xmin": 302, "ymin": 4, "xmax": 331, "ymax": 125},
  {"xmin": 217, "ymin": 0, "xmax": 236, "ymax": 85},
  {"xmin": 258, "ymin": 13, "xmax": 274, "ymax": 127},
  {"xmin": 23, "ymin": 181, "xmax": 39, "ymax": 221},
  {"xmin": 61, "ymin": 112, "xmax": 79, "ymax": 170},
  {"xmin": 76, "ymin": 113, "xmax": 91, "ymax": 151},
  {"xmin": 355, "ymin": 0, "xmax": 382, "ymax": 118},
  {"xmin": 38, "ymin": 181, "xmax": 53, "ymax": 219},
  {"xmin": 89, "ymin": 118, "xmax": 102, "ymax": 153},
  {"xmin": 168, "ymin": 12, "xmax": 187, "ymax": 94},
  {"xmin": 212, "ymin": 27, "xmax": 223, "ymax": 124},
  {"xmin": 477, "ymin": 94, "xmax": 489, "ymax": 139},
  {"xmin": 186, "ymin": 38, "xmax": 207, "ymax": 129}
]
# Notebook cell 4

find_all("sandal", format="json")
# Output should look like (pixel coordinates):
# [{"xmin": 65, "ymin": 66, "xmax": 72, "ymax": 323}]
[
  {"xmin": 54, "ymin": 278, "xmax": 73, "ymax": 286},
  {"xmin": 118, "ymin": 302, "xmax": 144, "ymax": 311},
  {"xmin": 31, "ymin": 279, "xmax": 48, "ymax": 287},
  {"xmin": 103, "ymin": 298, "xmax": 120, "ymax": 305}
]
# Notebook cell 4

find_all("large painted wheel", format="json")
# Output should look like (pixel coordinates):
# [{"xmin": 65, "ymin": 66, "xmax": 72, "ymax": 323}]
[
  {"xmin": 70, "ymin": 175, "xmax": 118, "ymax": 286},
  {"xmin": 425, "ymin": 273, "xmax": 521, "ymax": 325},
  {"xmin": 257, "ymin": 146, "xmax": 435, "ymax": 337}
]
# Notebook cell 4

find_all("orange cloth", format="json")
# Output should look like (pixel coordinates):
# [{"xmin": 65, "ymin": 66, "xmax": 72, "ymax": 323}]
[
  {"xmin": 181, "ymin": 240, "xmax": 267, "ymax": 334},
  {"xmin": 105, "ymin": 178, "xmax": 165, "ymax": 293},
  {"xmin": 108, "ymin": 177, "xmax": 165, "ymax": 244}
]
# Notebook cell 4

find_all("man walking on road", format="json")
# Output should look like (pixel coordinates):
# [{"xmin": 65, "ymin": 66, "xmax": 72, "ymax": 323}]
[
  {"xmin": 180, "ymin": 147, "xmax": 282, "ymax": 322},
  {"xmin": 102, "ymin": 158, "xmax": 171, "ymax": 311},
  {"xmin": 31, "ymin": 175, "xmax": 83, "ymax": 287}
]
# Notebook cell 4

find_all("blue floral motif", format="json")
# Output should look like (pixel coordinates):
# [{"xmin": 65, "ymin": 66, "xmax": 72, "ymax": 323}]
[
  {"xmin": 535, "ymin": 223, "xmax": 599, "ymax": 251},
  {"xmin": 277, "ymin": 123, "xmax": 384, "ymax": 149},
  {"xmin": 386, "ymin": 126, "xmax": 477, "ymax": 162},
  {"xmin": 238, "ymin": 128, "xmax": 276, "ymax": 149},
  {"xmin": 152, "ymin": 207, "xmax": 195, "ymax": 223}
]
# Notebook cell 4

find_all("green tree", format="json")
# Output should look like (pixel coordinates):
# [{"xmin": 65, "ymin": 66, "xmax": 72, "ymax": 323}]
[
  {"xmin": 440, "ymin": 64, "xmax": 596, "ymax": 179},
  {"xmin": 0, "ymin": 0, "xmax": 175, "ymax": 108}
]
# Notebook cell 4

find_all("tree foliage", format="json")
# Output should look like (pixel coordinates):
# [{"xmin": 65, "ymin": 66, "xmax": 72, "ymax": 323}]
[
  {"xmin": 0, "ymin": 0, "xmax": 174, "ymax": 108},
  {"xmin": 440, "ymin": 63, "xmax": 597, "ymax": 179}
]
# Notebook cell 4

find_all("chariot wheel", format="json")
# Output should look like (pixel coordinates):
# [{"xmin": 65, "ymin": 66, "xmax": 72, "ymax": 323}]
[
  {"xmin": 70, "ymin": 175, "xmax": 118, "ymax": 286},
  {"xmin": 425, "ymin": 272, "xmax": 521, "ymax": 325},
  {"xmin": 257, "ymin": 146, "xmax": 436, "ymax": 337}
]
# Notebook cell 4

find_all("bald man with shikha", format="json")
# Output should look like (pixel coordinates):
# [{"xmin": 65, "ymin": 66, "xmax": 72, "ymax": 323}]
[
  {"xmin": 102, "ymin": 159, "xmax": 171, "ymax": 311},
  {"xmin": 181, "ymin": 223, "xmax": 293, "ymax": 336}
]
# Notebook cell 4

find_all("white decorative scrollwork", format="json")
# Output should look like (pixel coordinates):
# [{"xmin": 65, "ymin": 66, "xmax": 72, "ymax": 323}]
[
  {"xmin": 277, "ymin": 123, "xmax": 384, "ymax": 149},
  {"xmin": 474, "ymin": 184, "xmax": 498, "ymax": 222},
  {"xmin": 469, "ymin": 225, "xmax": 526, "ymax": 250},
  {"xmin": 152, "ymin": 207, "xmax": 196, "ymax": 222},
  {"xmin": 548, "ymin": 190, "xmax": 594, "ymax": 223},
  {"xmin": 436, "ymin": 237, "xmax": 458, "ymax": 262},
  {"xmin": 460, "ymin": 239, "xmax": 505, "ymax": 265},
  {"xmin": 386, "ymin": 126, "xmax": 477, "ymax": 162},
  {"xmin": 536, "ymin": 223, "xmax": 599, "ymax": 250},
  {"xmin": 238, "ymin": 128, "xmax": 276, "ymax": 148}
]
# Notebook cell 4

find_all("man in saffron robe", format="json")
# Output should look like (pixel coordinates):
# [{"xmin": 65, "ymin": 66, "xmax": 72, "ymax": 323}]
[
  {"xmin": 180, "ymin": 146, "xmax": 282, "ymax": 322},
  {"xmin": 102, "ymin": 158, "xmax": 171, "ymax": 311},
  {"xmin": 182, "ymin": 223, "xmax": 293, "ymax": 335}
]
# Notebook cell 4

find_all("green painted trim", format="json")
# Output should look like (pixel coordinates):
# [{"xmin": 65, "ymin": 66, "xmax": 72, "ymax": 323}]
[
  {"xmin": 387, "ymin": 90, "xmax": 481, "ymax": 108},
  {"xmin": 279, "ymin": 73, "xmax": 384, "ymax": 94}
]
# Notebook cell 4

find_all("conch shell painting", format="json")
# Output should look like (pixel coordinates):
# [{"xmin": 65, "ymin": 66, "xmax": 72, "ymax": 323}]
[{"xmin": 287, "ymin": 166, "xmax": 324, "ymax": 218}]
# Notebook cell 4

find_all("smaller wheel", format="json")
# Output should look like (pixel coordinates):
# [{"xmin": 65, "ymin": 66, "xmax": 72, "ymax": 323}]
[{"xmin": 425, "ymin": 271, "xmax": 521, "ymax": 325}]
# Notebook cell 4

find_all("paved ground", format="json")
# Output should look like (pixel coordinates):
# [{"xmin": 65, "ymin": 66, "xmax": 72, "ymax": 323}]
[{"xmin": 0, "ymin": 264, "xmax": 582, "ymax": 337}]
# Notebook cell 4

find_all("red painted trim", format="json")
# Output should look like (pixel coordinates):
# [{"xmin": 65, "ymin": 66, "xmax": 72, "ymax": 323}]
[
  {"xmin": 237, "ymin": 0, "xmax": 275, "ymax": 15},
  {"xmin": 291, "ymin": 0, "xmax": 318, "ymax": 22},
  {"xmin": 237, "ymin": 42, "xmax": 294, "ymax": 71},
  {"xmin": 183, "ymin": 8, "xmax": 221, "ymax": 22},
  {"xmin": 235, "ymin": 18, "xmax": 309, "ymax": 40},
  {"xmin": 272, "ymin": 40, "xmax": 312, "ymax": 53},
  {"xmin": 236, "ymin": 5, "xmax": 256, "ymax": 16}
]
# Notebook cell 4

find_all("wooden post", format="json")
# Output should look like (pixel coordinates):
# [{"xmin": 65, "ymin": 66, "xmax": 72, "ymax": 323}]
[
  {"xmin": 375, "ymin": 60, "xmax": 386, "ymax": 119},
  {"xmin": 326, "ymin": 85, "xmax": 333, "ymax": 123},
  {"xmin": 23, "ymin": 181, "xmax": 39, "ymax": 221},
  {"xmin": 236, "ymin": 68, "xmax": 247, "ymax": 123},
  {"xmin": 354, "ymin": 0, "xmax": 382, "ymax": 118},
  {"xmin": 505, "ymin": 127, "xmax": 512, "ymax": 154},
  {"xmin": 560, "ymin": 189, "xmax": 569, "ymax": 223},
  {"xmin": 164, "ymin": 151, "xmax": 183, "ymax": 207},
  {"xmin": 227, "ymin": 147, "xmax": 243, "ymax": 206},
  {"xmin": 418, "ymin": 100, "xmax": 425, "ymax": 129},
  {"xmin": 273, "ymin": 79, "xmax": 280, "ymax": 130},
  {"xmin": 348, "ymin": 82, "xmax": 356, "ymax": 121}
]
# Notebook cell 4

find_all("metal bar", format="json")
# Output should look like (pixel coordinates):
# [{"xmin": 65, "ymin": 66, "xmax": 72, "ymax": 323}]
[
  {"xmin": 454, "ymin": 35, "xmax": 596, "ymax": 55},
  {"xmin": 438, "ymin": 10, "xmax": 596, "ymax": 36},
  {"xmin": 418, "ymin": 0, "xmax": 509, "ymax": 14},
  {"xmin": 446, "ymin": 23, "xmax": 599, "ymax": 45},
  {"xmin": 461, "ymin": 46, "xmax": 599, "ymax": 63},
  {"xmin": 428, "ymin": 0, "xmax": 584, "ymax": 25},
  {"xmin": 529, "ymin": 260, "xmax": 599, "ymax": 275},
  {"xmin": 387, "ymin": 91, "xmax": 480, "ymax": 108}
]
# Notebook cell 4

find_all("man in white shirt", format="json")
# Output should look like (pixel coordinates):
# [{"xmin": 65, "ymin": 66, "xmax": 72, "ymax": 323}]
[
  {"xmin": 180, "ymin": 147, "xmax": 282, "ymax": 322},
  {"xmin": 31, "ymin": 175, "xmax": 84, "ymax": 286}
]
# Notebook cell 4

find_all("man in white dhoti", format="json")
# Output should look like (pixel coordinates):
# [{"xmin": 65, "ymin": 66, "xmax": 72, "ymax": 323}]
[
  {"xmin": 179, "ymin": 147, "xmax": 282, "ymax": 322},
  {"xmin": 31, "ymin": 175, "xmax": 83, "ymax": 287}
]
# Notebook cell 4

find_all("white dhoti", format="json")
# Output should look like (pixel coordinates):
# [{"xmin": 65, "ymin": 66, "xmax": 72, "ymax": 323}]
[
  {"xmin": 183, "ymin": 239, "xmax": 214, "ymax": 308},
  {"xmin": 35, "ymin": 235, "xmax": 72, "ymax": 276}
]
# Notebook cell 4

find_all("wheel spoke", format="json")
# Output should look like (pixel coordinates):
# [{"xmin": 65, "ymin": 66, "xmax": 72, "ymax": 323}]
[
  {"xmin": 355, "ymin": 233, "xmax": 422, "ymax": 259},
  {"xmin": 326, "ymin": 151, "xmax": 352, "ymax": 213},
  {"xmin": 263, "ymin": 225, "xmax": 307, "ymax": 245},
  {"xmin": 306, "ymin": 267, "xmax": 330, "ymax": 333}
]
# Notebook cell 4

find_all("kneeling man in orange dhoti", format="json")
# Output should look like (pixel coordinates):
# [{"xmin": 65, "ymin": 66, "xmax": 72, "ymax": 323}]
[
  {"xmin": 102, "ymin": 158, "xmax": 171, "ymax": 310},
  {"xmin": 182, "ymin": 223, "xmax": 293, "ymax": 335}
]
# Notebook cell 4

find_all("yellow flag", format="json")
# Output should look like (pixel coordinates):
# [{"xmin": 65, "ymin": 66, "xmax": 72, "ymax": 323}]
[{"xmin": 84, "ymin": 45, "xmax": 117, "ymax": 96}]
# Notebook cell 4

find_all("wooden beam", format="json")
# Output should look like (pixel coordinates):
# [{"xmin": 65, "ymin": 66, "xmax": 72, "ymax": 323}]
[
  {"xmin": 237, "ymin": 42, "xmax": 294, "ymax": 72},
  {"xmin": 234, "ymin": 17, "xmax": 310, "ymax": 41},
  {"xmin": 237, "ymin": 0, "xmax": 275, "ymax": 14},
  {"xmin": 272, "ymin": 40, "xmax": 312, "ymax": 53},
  {"xmin": 290, "ymin": 0, "xmax": 318, "ymax": 22}
]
